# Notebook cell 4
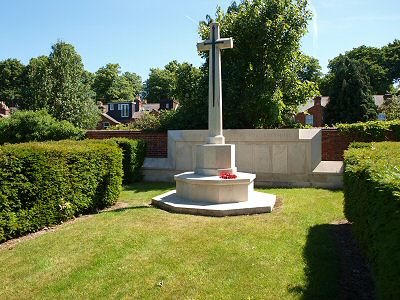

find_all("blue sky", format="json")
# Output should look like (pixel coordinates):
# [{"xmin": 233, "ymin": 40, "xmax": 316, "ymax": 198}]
[{"xmin": 0, "ymin": 0, "xmax": 399, "ymax": 80}]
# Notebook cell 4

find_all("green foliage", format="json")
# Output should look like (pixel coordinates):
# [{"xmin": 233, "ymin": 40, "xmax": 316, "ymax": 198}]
[
  {"xmin": 344, "ymin": 142, "xmax": 400, "ymax": 299},
  {"xmin": 320, "ymin": 40, "xmax": 400, "ymax": 95},
  {"xmin": 0, "ymin": 110, "xmax": 85, "ymax": 144},
  {"xmin": 297, "ymin": 54, "xmax": 323, "ymax": 83},
  {"xmin": 337, "ymin": 120, "xmax": 400, "ymax": 141},
  {"xmin": 0, "ymin": 58, "xmax": 25, "ymax": 107},
  {"xmin": 19, "ymin": 42, "xmax": 100, "ymax": 129},
  {"xmin": 109, "ymin": 138, "xmax": 147, "ymax": 183},
  {"xmin": 92, "ymin": 64, "xmax": 142, "ymax": 102},
  {"xmin": 380, "ymin": 94, "xmax": 400, "ymax": 120},
  {"xmin": 108, "ymin": 110, "xmax": 179, "ymax": 132},
  {"xmin": 46, "ymin": 41, "xmax": 100, "ymax": 129},
  {"xmin": 198, "ymin": 0, "xmax": 317, "ymax": 128},
  {"xmin": 0, "ymin": 140, "xmax": 123, "ymax": 242},
  {"xmin": 324, "ymin": 57, "xmax": 377, "ymax": 125},
  {"xmin": 20, "ymin": 56, "xmax": 52, "ymax": 111},
  {"xmin": 145, "ymin": 61, "xmax": 181, "ymax": 103}
]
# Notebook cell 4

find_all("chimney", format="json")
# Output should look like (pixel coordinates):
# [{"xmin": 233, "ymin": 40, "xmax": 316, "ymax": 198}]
[{"xmin": 314, "ymin": 96, "xmax": 322, "ymax": 106}]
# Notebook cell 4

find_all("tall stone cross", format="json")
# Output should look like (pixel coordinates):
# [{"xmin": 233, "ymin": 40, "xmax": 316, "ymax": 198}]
[{"xmin": 197, "ymin": 22, "xmax": 233, "ymax": 145}]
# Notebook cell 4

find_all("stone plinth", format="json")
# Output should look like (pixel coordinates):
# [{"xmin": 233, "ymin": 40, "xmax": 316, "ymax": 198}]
[
  {"xmin": 195, "ymin": 144, "xmax": 237, "ymax": 176},
  {"xmin": 152, "ymin": 190, "xmax": 276, "ymax": 217},
  {"xmin": 175, "ymin": 172, "xmax": 254, "ymax": 204}
]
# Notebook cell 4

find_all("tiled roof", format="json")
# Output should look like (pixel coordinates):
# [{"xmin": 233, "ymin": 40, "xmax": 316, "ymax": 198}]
[
  {"xmin": 101, "ymin": 113, "xmax": 121, "ymax": 124},
  {"xmin": 298, "ymin": 95, "xmax": 384, "ymax": 113}
]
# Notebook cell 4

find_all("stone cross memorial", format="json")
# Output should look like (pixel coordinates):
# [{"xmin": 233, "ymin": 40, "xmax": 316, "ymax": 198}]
[
  {"xmin": 197, "ymin": 22, "xmax": 233, "ymax": 145},
  {"xmin": 152, "ymin": 22, "xmax": 276, "ymax": 216}
]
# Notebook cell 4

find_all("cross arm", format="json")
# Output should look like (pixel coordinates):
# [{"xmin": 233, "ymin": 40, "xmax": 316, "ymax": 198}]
[
  {"xmin": 197, "ymin": 41, "xmax": 212, "ymax": 52},
  {"xmin": 218, "ymin": 38, "xmax": 233, "ymax": 50}
]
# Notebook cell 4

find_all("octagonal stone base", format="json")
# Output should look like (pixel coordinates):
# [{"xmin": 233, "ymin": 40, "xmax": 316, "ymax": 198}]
[
  {"xmin": 152, "ymin": 190, "xmax": 276, "ymax": 217},
  {"xmin": 175, "ymin": 171, "xmax": 255, "ymax": 204}
]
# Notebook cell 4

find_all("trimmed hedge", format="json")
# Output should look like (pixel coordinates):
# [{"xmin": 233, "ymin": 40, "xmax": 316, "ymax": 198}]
[
  {"xmin": 337, "ymin": 120, "xmax": 400, "ymax": 141},
  {"xmin": 0, "ymin": 140, "xmax": 123, "ymax": 242},
  {"xmin": 0, "ymin": 110, "xmax": 85, "ymax": 145},
  {"xmin": 109, "ymin": 138, "xmax": 147, "ymax": 184},
  {"xmin": 344, "ymin": 142, "xmax": 400, "ymax": 299}
]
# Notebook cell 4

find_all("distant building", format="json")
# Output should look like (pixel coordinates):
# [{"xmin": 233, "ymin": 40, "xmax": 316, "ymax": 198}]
[
  {"xmin": 106, "ymin": 101, "xmax": 139, "ymax": 123},
  {"xmin": 0, "ymin": 102, "xmax": 10, "ymax": 118},
  {"xmin": 96, "ymin": 113, "xmax": 121, "ymax": 129},
  {"xmin": 295, "ymin": 95, "xmax": 390, "ymax": 126},
  {"xmin": 159, "ymin": 99, "xmax": 179, "ymax": 110},
  {"xmin": 295, "ymin": 96, "xmax": 329, "ymax": 127}
]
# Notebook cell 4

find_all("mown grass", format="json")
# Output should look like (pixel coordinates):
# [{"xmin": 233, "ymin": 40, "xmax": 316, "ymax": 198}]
[{"xmin": 0, "ymin": 183, "xmax": 344, "ymax": 299}]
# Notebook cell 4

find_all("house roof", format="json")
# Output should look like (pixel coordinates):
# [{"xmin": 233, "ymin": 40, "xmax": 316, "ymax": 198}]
[
  {"xmin": 298, "ymin": 95, "xmax": 385, "ymax": 113},
  {"xmin": 142, "ymin": 103, "xmax": 160, "ymax": 111},
  {"xmin": 298, "ymin": 96, "xmax": 329, "ymax": 112},
  {"xmin": 101, "ymin": 113, "xmax": 121, "ymax": 124}
]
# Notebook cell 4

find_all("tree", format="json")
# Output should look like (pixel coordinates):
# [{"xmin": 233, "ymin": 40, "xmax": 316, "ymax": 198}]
[
  {"xmin": 321, "ymin": 40, "xmax": 400, "ymax": 95},
  {"xmin": 324, "ymin": 56, "xmax": 377, "ymax": 125},
  {"xmin": 145, "ymin": 66, "xmax": 176, "ymax": 103},
  {"xmin": 93, "ymin": 64, "xmax": 142, "ymax": 102},
  {"xmin": 198, "ymin": 0, "xmax": 317, "ymax": 128},
  {"xmin": 0, "ymin": 59, "xmax": 25, "ymax": 107},
  {"xmin": 20, "ymin": 56, "xmax": 52, "ymax": 110},
  {"xmin": 93, "ymin": 63, "xmax": 120, "ymax": 101},
  {"xmin": 297, "ymin": 54, "xmax": 323, "ymax": 83},
  {"xmin": 122, "ymin": 71, "xmax": 143, "ymax": 97},
  {"xmin": 46, "ymin": 41, "xmax": 100, "ymax": 129},
  {"xmin": 381, "ymin": 94, "xmax": 400, "ymax": 120},
  {"xmin": 383, "ymin": 39, "xmax": 400, "ymax": 86}
]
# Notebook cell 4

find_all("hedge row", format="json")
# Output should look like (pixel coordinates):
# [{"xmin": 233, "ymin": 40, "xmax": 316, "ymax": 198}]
[
  {"xmin": 0, "ymin": 140, "xmax": 123, "ymax": 242},
  {"xmin": 344, "ymin": 142, "xmax": 400, "ymax": 299},
  {"xmin": 109, "ymin": 138, "xmax": 147, "ymax": 184},
  {"xmin": 0, "ymin": 110, "xmax": 85, "ymax": 145},
  {"xmin": 337, "ymin": 120, "xmax": 400, "ymax": 141}
]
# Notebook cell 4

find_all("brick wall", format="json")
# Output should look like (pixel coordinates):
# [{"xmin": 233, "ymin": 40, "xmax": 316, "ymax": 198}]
[
  {"xmin": 321, "ymin": 128, "xmax": 352, "ymax": 161},
  {"xmin": 86, "ymin": 130, "xmax": 168, "ymax": 158}
]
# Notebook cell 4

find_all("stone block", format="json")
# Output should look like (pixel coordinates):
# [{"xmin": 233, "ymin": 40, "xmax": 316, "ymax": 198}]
[{"xmin": 195, "ymin": 144, "xmax": 237, "ymax": 175}]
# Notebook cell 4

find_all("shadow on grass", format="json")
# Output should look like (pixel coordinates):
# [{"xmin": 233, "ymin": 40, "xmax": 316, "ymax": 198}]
[
  {"xmin": 123, "ymin": 182, "xmax": 174, "ymax": 193},
  {"xmin": 100, "ymin": 205, "xmax": 152, "ymax": 214},
  {"xmin": 288, "ymin": 223, "xmax": 375, "ymax": 300},
  {"xmin": 288, "ymin": 224, "xmax": 341, "ymax": 300}
]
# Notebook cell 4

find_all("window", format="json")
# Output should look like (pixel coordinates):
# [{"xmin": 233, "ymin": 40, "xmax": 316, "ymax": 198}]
[
  {"xmin": 109, "ymin": 104, "xmax": 114, "ymax": 111},
  {"xmin": 305, "ymin": 115, "xmax": 314, "ymax": 126},
  {"xmin": 103, "ymin": 122, "xmax": 110, "ymax": 129},
  {"xmin": 118, "ymin": 104, "xmax": 122, "ymax": 110},
  {"xmin": 121, "ymin": 104, "xmax": 129, "ymax": 117},
  {"xmin": 165, "ymin": 103, "xmax": 170, "ymax": 109}
]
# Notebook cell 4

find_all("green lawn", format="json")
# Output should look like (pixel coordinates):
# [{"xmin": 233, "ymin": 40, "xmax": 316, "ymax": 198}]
[{"xmin": 0, "ymin": 183, "xmax": 344, "ymax": 299}]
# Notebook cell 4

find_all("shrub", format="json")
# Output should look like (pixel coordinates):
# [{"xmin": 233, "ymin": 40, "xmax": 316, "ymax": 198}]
[
  {"xmin": 0, "ymin": 140, "xmax": 123, "ymax": 242},
  {"xmin": 0, "ymin": 110, "xmax": 85, "ymax": 145},
  {"xmin": 337, "ymin": 120, "xmax": 400, "ymax": 141},
  {"xmin": 344, "ymin": 142, "xmax": 400, "ymax": 299},
  {"xmin": 109, "ymin": 138, "xmax": 147, "ymax": 183}
]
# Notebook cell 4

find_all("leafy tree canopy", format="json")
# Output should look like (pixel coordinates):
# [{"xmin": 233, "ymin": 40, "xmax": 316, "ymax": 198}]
[
  {"xmin": 198, "ymin": 0, "xmax": 318, "ymax": 128},
  {"xmin": 320, "ymin": 40, "xmax": 400, "ymax": 95},
  {"xmin": 0, "ymin": 58, "xmax": 25, "ymax": 107},
  {"xmin": 92, "ymin": 64, "xmax": 142, "ymax": 102},
  {"xmin": 20, "ymin": 42, "xmax": 100, "ymax": 129},
  {"xmin": 324, "ymin": 56, "xmax": 377, "ymax": 125}
]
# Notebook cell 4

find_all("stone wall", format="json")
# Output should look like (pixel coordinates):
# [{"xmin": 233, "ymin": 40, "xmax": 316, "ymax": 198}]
[
  {"xmin": 86, "ymin": 129, "xmax": 353, "ymax": 161},
  {"xmin": 86, "ymin": 130, "xmax": 168, "ymax": 158}
]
